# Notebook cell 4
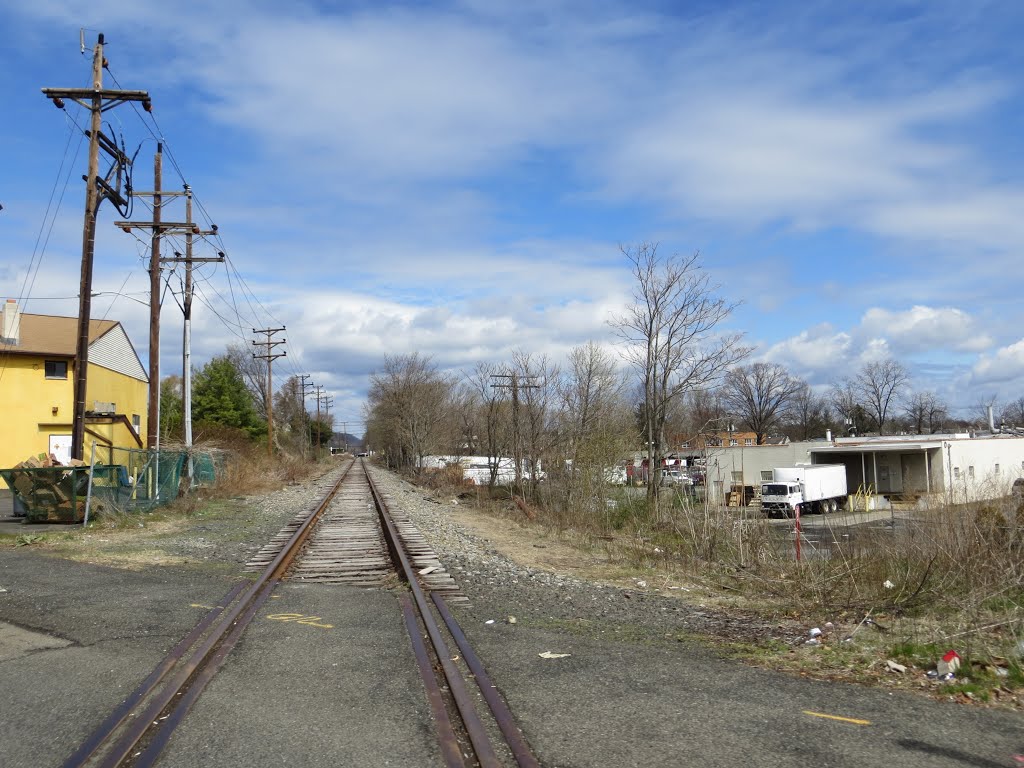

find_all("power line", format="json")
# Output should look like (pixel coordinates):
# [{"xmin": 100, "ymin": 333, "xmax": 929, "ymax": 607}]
[{"xmin": 105, "ymin": 62, "xmax": 308, "ymax": 384}]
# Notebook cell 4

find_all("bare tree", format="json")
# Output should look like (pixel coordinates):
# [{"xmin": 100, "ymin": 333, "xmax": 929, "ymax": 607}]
[
  {"xmin": 854, "ymin": 359, "xmax": 908, "ymax": 435},
  {"xmin": 972, "ymin": 394, "xmax": 1000, "ymax": 430},
  {"xmin": 465, "ymin": 362, "xmax": 511, "ymax": 487},
  {"xmin": 273, "ymin": 375, "xmax": 312, "ymax": 452},
  {"xmin": 676, "ymin": 387, "xmax": 727, "ymax": 442},
  {"xmin": 512, "ymin": 350, "xmax": 559, "ymax": 487},
  {"xmin": 558, "ymin": 342, "xmax": 628, "ymax": 454},
  {"xmin": 904, "ymin": 390, "xmax": 948, "ymax": 434},
  {"xmin": 226, "ymin": 343, "xmax": 269, "ymax": 420},
  {"xmin": 610, "ymin": 242, "xmax": 748, "ymax": 513},
  {"xmin": 1000, "ymin": 397, "xmax": 1024, "ymax": 428},
  {"xmin": 720, "ymin": 362, "xmax": 802, "ymax": 444},
  {"xmin": 554, "ymin": 342, "xmax": 632, "ymax": 515},
  {"xmin": 451, "ymin": 383, "xmax": 481, "ymax": 456},
  {"xmin": 365, "ymin": 353, "xmax": 454, "ymax": 470},
  {"xmin": 784, "ymin": 381, "xmax": 831, "ymax": 441},
  {"xmin": 830, "ymin": 378, "xmax": 860, "ymax": 431}
]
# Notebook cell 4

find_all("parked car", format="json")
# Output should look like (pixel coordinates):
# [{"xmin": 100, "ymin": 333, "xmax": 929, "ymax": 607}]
[
  {"xmin": 660, "ymin": 469, "xmax": 691, "ymax": 486},
  {"xmin": 603, "ymin": 467, "xmax": 627, "ymax": 485}
]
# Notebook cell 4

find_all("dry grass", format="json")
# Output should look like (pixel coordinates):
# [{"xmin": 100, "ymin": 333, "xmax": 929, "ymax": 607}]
[
  {"xmin": 210, "ymin": 445, "xmax": 331, "ymax": 496},
  {"xmin": 413, "ymin": 470, "xmax": 1023, "ymax": 697}
]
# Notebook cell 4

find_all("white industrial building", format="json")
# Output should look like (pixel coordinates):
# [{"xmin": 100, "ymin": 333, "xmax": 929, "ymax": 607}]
[{"xmin": 702, "ymin": 433, "xmax": 1024, "ymax": 508}]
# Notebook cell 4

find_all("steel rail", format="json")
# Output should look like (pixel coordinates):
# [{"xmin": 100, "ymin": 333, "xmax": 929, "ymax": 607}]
[
  {"xmin": 432, "ymin": 593, "xmax": 541, "ymax": 768},
  {"xmin": 59, "ymin": 580, "xmax": 248, "ymax": 768},
  {"xmin": 400, "ymin": 594, "xmax": 466, "ymax": 768},
  {"xmin": 133, "ymin": 585, "xmax": 278, "ymax": 767},
  {"xmin": 65, "ymin": 460, "xmax": 355, "ymax": 768},
  {"xmin": 365, "ymin": 459, "xmax": 540, "ymax": 768},
  {"xmin": 366, "ymin": 463, "xmax": 502, "ymax": 767}
]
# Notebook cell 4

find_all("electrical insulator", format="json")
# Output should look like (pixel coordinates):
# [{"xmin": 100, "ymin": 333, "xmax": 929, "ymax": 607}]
[
  {"xmin": 52, "ymin": 97, "xmax": 65, "ymax": 109},
  {"xmin": 142, "ymin": 100, "xmax": 152, "ymax": 112}
]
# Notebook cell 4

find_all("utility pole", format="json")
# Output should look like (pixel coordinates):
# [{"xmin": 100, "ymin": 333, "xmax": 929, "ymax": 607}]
[
  {"xmin": 322, "ymin": 393, "xmax": 334, "ymax": 428},
  {"xmin": 298, "ymin": 374, "xmax": 314, "ymax": 454},
  {"xmin": 43, "ymin": 33, "xmax": 150, "ymax": 459},
  {"xmin": 321, "ymin": 392, "xmax": 334, "ymax": 452},
  {"xmin": 313, "ymin": 385, "xmax": 324, "ymax": 452},
  {"xmin": 155, "ymin": 188, "xmax": 222, "ymax": 455},
  {"xmin": 491, "ymin": 371, "xmax": 540, "ymax": 493},
  {"xmin": 116, "ymin": 183, "xmax": 217, "ymax": 449},
  {"xmin": 252, "ymin": 327, "xmax": 286, "ymax": 457},
  {"xmin": 148, "ymin": 146, "xmax": 161, "ymax": 449}
]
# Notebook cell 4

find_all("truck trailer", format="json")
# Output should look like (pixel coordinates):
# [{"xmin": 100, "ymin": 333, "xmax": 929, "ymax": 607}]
[{"xmin": 761, "ymin": 464, "xmax": 848, "ymax": 517}]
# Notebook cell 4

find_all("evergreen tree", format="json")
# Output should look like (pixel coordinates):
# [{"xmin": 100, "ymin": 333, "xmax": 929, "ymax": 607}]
[
  {"xmin": 159, "ymin": 375, "xmax": 184, "ymax": 441},
  {"xmin": 192, "ymin": 356, "xmax": 265, "ymax": 438}
]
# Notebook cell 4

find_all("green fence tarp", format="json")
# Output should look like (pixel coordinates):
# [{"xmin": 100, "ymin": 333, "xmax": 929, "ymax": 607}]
[{"xmin": 2, "ymin": 448, "xmax": 225, "ymax": 523}]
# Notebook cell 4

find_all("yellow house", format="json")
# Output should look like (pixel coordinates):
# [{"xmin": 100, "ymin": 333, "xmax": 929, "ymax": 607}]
[{"xmin": 0, "ymin": 299, "xmax": 148, "ymax": 483}]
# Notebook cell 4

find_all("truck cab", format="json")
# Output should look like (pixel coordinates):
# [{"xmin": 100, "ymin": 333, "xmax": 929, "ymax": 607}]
[
  {"xmin": 760, "ymin": 482, "xmax": 802, "ymax": 517},
  {"xmin": 761, "ymin": 464, "xmax": 848, "ymax": 517}
]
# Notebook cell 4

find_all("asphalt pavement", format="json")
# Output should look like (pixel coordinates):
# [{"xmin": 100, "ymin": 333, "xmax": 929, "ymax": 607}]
[{"xmin": 0, "ymin": 530, "xmax": 1021, "ymax": 767}]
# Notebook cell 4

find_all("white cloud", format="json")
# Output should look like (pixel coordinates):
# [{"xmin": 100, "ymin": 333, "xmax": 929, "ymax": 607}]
[
  {"xmin": 860, "ymin": 306, "xmax": 992, "ymax": 354},
  {"xmin": 762, "ymin": 324, "xmax": 852, "ymax": 376},
  {"xmin": 971, "ymin": 340, "xmax": 1024, "ymax": 387},
  {"xmin": 7, "ymin": 2, "xmax": 1024, "ymax": 419},
  {"xmin": 761, "ymin": 304, "xmax": 993, "ymax": 389},
  {"xmin": 285, "ymin": 289, "xmax": 610, "ymax": 375},
  {"xmin": 598, "ymin": 64, "xmax": 1022, "ymax": 257},
  {"xmin": 183, "ymin": 10, "xmax": 613, "ymax": 187}
]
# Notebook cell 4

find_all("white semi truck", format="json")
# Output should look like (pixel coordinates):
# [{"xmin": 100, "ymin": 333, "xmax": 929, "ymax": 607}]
[{"xmin": 761, "ymin": 464, "xmax": 848, "ymax": 517}]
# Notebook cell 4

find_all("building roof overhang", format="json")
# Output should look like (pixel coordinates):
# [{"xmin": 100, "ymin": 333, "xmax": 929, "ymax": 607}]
[{"xmin": 810, "ymin": 441, "xmax": 945, "ymax": 454}]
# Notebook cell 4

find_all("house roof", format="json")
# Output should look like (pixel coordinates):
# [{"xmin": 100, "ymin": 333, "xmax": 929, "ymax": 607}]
[{"xmin": 0, "ymin": 313, "xmax": 118, "ymax": 358}]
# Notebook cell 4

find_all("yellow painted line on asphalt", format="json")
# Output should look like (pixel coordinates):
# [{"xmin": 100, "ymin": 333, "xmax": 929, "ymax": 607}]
[
  {"xmin": 190, "ymin": 603, "xmax": 214, "ymax": 610},
  {"xmin": 265, "ymin": 613, "xmax": 334, "ymax": 629},
  {"xmin": 803, "ymin": 710, "xmax": 871, "ymax": 726}
]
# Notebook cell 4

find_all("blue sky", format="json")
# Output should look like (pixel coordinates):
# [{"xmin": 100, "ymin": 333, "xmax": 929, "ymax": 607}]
[{"xmin": 3, "ymin": 0, "xmax": 1024, "ymax": 429}]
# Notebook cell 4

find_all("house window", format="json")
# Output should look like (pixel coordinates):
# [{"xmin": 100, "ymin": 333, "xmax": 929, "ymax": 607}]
[
  {"xmin": 953, "ymin": 467, "xmax": 960, "ymax": 479},
  {"xmin": 132, "ymin": 414, "xmax": 141, "ymax": 432},
  {"xmin": 744, "ymin": 438, "xmax": 753, "ymax": 446},
  {"xmin": 968, "ymin": 466, "xmax": 975, "ymax": 478},
  {"xmin": 729, "ymin": 438, "xmax": 738, "ymax": 446},
  {"xmin": 761, "ymin": 470, "xmax": 773, "ymax": 481},
  {"xmin": 45, "ymin": 360, "xmax": 68, "ymax": 379},
  {"xmin": 995, "ymin": 464, "xmax": 1000, "ymax": 475}
]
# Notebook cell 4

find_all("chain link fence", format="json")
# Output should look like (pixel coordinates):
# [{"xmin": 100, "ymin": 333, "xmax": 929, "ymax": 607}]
[{"xmin": 2, "ymin": 447, "xmax": 224, "ymax": 523}]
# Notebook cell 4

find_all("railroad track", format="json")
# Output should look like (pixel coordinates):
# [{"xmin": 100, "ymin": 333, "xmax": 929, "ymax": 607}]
[
  {"xmin": 245, "ymin": 463, "xmax": 463, "ymax": 596},
  {"xmin": 63, "ymin": 458, "xmax": 537, "ymax": 768}
]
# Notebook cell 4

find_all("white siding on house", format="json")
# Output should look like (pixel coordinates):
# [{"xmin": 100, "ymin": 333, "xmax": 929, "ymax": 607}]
[{"xmin": 89, "ymin": 325, "xmax": 147, "ymax": 382}]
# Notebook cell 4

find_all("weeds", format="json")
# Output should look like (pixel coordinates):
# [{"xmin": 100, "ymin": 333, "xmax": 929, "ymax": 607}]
[{"xmin": 413, "ymin": 470, "xmax": 1023, "ymax": 685}]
